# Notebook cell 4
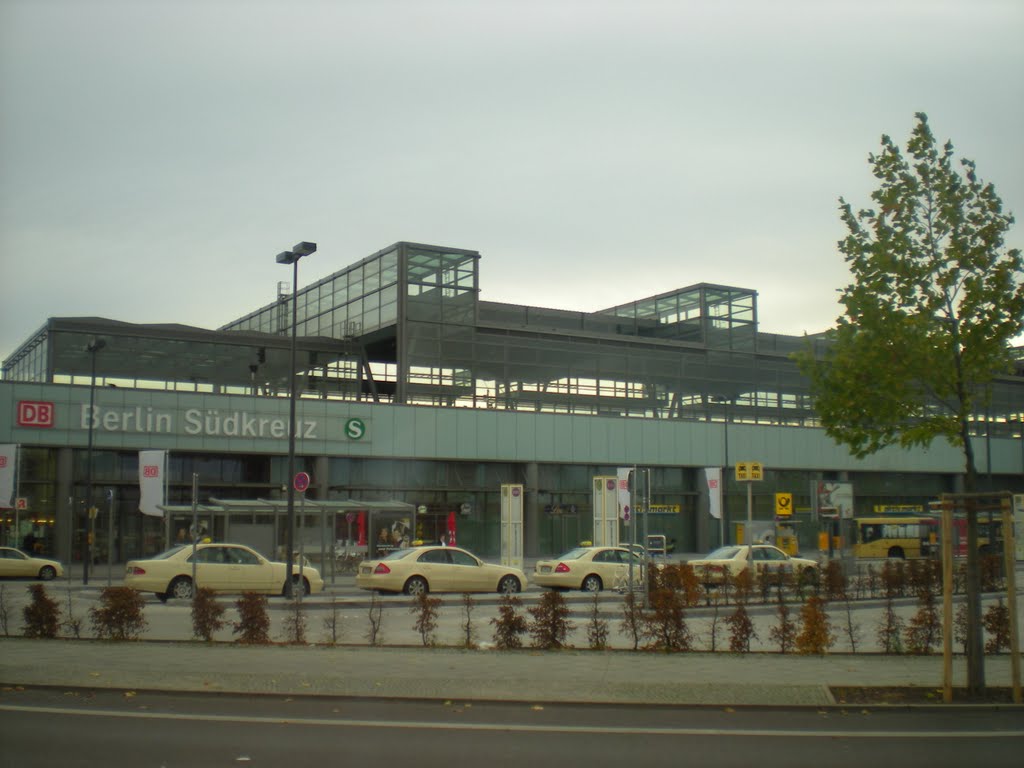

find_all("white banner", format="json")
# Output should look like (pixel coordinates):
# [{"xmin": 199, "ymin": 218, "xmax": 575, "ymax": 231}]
[
  {"xmin": 704, "ymin": 467, "xmax": 722, "ymax": 519},
  {"xmin": 0, "ymin": 445, "xmax": 16, "ymax": 509},
  {"xmin": 817, "ymin": 481, "xmax": 854, "ymax": 519},
  {"xmin": 616, "ymin": 467, "xmax": 632, "ymax": 521},
  {"xmin": 138, "ymin": 450, "xmax": 166, "ymax": 517}
]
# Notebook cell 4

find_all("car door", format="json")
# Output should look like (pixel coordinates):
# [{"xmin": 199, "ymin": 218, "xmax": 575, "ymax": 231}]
[
  {"xmin": 446, "ymin": 548, "xmax": 488, "ymax": 592},
  {"xmin": 414, "ymin": 548, "xmax": 452, "ymax": 592},
  {"xmin": 592, "ymin": 548, "xmax": 628, "ymax": 589},
  {"xmin": 0, "ymin": 548, "xmax": 28, "ymax": 577},
  {"xmin": 754, "ymin": 545, "xmax": 790, "ymax": 576},
  {"xmin": 191, "ymin": 546, "xmax": 233, "ymax": 591},
  {"xmin": 225, "ymin": 545, "xmax": 277, "ymax": 592}
]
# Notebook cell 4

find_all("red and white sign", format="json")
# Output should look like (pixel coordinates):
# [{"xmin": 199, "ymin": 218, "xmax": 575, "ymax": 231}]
[
  {"xmin": 16, "ymin": 497, "xmax": 28, "ymax": 510},
  {"xmin": 294, "ymin": 472, "xmax": 310, "ymax": 493},
  {"xmin": 17, "ymin": 401, "xmax": 54, "ymax": 428},
  {"xmin": 138, "ymin": 450, "xmax": 166, "ymax": 517}
]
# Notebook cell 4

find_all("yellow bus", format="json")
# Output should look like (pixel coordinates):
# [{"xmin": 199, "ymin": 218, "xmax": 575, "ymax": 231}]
[{"xmin": 853, "ymin": 517, "xmax": 939, "ymax": 559}]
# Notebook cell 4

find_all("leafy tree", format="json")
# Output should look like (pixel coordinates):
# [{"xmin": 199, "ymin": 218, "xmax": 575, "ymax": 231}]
[
  {"xmin": 796, "ymin": 113, "xmax": 1023, "ymax": 691},
  {"xmin": 90, "ymin": 587, "xmax": 148, "ymax": 641},
  {"xmin": 527, "ymin": 590, "xmax": 575, "ymax": 650},
  {"xmin": 619, "ymin": 591, "xmax": 644, "ymax": 651},
  {"xmin": 726, "ymin": 605, "xmax": 757, "ymax": 653},
  {"xmin": 795, "ymin": 595, "xmax": 835, "ymax": 656},
  {"xmin": 491, "ymin": 594, "xmax": 528, "ymax": 650},
  {"xmin": 23, "ymin": 584, "xmax": 61, "ymax": 639},
  {"xmin": 460, "ymin": 593, "xmax": 479, "ymax": 649},
  {"xmin": 585, "ymin": 592, "xmax": 609, "ymax": 650},
  {"xmin": 982, "ymin": 598, "xmax": 1011, "ymax": 654},
  {"xmin": 191, "ymin": 586, "xmax": 226, "ymax": 642},
  {"xmin": 769, "ymin": 601, "xmax": 797, "ymax": 654},
  {"xmin": 643, "ymin": 587, "xmax": 693, "ymax": 652},
  {"xmin": 410, "ymin": 592, "xmax": 442, "ymax": 647}
]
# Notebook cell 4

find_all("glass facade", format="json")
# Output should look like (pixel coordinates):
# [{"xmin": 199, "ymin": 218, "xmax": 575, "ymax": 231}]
[{"xmin": 222, "ymin": 247, "xmax": 401, "ymax": 340}]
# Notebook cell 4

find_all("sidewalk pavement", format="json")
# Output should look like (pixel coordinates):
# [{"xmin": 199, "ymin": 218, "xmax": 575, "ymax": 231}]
[{"xmin": 2, "ymin": 637, "xmax": 1020, "ymax": 708}]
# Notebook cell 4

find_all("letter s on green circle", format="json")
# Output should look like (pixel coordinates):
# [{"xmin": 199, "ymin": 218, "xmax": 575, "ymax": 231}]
[{"xmin": 344, "ymin": 417, "xmax": 366, "ymax": 440}]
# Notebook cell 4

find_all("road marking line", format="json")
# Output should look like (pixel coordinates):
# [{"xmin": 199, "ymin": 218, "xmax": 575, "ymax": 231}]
[{"xmin": 1, "ymin": 705, "xmax": 1021, "ymax": 739}]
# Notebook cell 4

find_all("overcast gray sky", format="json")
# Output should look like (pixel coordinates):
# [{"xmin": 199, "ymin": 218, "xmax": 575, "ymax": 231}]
[{"xmin": 1, "ymin": 0, "xmax": 1021, "ymax": 360}]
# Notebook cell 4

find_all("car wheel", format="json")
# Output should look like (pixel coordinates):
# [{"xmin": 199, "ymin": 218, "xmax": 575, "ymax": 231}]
[
  {"xmin": 404, "ymin": 576, "xmax": 428, "ymax": 596},
  {"xmin": 156, "ymin": 592, "xmax": 169, "ymax": 604},
  {"xmin": 887, "ymin": 546, "xmax": 905, "ymax": 559},
  {"xmin": 168, "ymin": 576, "xmax": 193, "ymax": 600},
  {"xmin": 497, "ymin": 575, "xmax": 521, "ymax": 594},
  {"xmin": 581, "ymin": 574, "xmax": 603, "ymax": 592},
  {"xmin": 38, "ymin": 565, "xmax": 57, "ymax": 581}
]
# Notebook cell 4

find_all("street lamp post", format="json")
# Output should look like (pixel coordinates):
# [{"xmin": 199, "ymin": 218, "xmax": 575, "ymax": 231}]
[
  {"xmin": 713, "ymin": 396, "xmax": 733, "ymax": 547},
  {"xmin": 83, "ymin": 337, "xmax": 106, "ymax": 585},
  {"xmin": 276, "ymin": 241, "xmax": 316, "ymax": 598}
]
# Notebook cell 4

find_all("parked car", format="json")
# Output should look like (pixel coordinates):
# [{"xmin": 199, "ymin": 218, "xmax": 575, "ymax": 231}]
[
  {"xmin": 532, "ymin": 546, "xmax": 646, "ymax": 592},
  {"xmin": 0, "ymin": 547, "xmax": 63, "ymax": 581},
  {"xmin": 355, "ymin": 545, "xmax": 526, "ymax": 596},
  {"xmin": 687, "ymin": 545, "xmax": 818, "ymax": 585},
  {"xmin": 124, "ymin": 542, "xmax": 324, "ymax": 601}
]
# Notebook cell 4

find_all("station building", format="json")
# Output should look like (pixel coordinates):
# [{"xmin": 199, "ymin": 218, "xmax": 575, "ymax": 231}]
[{"xmin": 2, "ymin": 242, "xmax": 1022, "ymax": 568}]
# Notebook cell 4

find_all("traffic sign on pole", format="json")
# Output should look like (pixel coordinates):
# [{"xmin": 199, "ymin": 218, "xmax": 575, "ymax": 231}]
[{"xmin": 294, "ymin": 472, "xmax": 310, "ymax": 493}]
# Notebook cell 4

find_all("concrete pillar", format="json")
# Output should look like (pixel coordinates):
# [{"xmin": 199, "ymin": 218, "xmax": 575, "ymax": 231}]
[
  {"xmin": 55, "ymin": 448, "xmax": 74, "ymax": 564},
  {"xmin": 314, "ymin": 455, "xmax": 330, "ymax": 500},
  {"xmin": 525, "ymin": 461, "xmax": 539, "ymax": 557},
  {"xmin": 695, "ymin": 468, "xmax": 711, "ymax": 552}
]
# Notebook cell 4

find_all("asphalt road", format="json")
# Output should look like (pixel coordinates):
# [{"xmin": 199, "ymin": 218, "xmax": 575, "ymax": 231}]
[{"xmin": 2, "ymin": 687, "xmax": 1022, "ymax": 768}]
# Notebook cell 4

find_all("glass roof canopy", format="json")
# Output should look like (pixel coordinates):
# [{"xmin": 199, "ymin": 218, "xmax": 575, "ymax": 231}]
[
  {"xmin": 2, "ymin": 317, "xmax": 374, "ymax": 397},
  {"xmin": 3, "ymin": 242, "xmax": 1019, "ymax": 434}
]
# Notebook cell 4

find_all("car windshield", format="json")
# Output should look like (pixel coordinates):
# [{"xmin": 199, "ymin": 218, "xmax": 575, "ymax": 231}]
[
  {"xmin": 555, "ymin": 547, "xmax": 589, "ymax": 561},
  {"xmin": 702, "ymin": 546, "xmax": 741, "ymax": 560},
  {"xmin": 382, "ymin": 548, "xmax": 417, "ymax": 561}
]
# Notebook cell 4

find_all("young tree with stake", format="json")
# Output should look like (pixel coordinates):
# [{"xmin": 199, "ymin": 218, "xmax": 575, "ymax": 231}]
[{"xmin": 796, "ymin": 113, "xmax": 1024, "ymax": 692}]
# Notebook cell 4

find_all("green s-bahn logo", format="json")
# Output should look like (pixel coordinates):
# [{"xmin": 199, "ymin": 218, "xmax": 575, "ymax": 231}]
[{"xmin": 344, "ymin": 417, "xmax": 366, "ymax": 440}]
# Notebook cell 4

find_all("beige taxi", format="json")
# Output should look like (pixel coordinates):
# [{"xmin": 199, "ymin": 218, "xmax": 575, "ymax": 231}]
[
  {"xmin": 125, "ymin": 542, "xmax": 324, "ymax": 601},
  {"xmin": 533, "ymin": 546, "xmax": 646, "ymax": 592},
  {"xmin": 356, "ymin": 545, "xmax": 526, "ymax": 596}
]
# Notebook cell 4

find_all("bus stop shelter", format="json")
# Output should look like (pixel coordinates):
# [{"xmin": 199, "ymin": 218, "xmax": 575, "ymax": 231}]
[{"xmin": 157, "ymin": 497, "xmax": 417, "ymax": 583}]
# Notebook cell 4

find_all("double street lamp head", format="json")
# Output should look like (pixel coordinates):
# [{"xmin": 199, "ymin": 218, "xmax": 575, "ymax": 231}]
[{"xmin": 276, "ymin": 241, "xmax": 317, "ymax": 265}]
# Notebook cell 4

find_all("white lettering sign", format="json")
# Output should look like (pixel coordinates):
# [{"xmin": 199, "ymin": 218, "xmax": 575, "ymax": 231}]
[{"xmin": 80, "ymin": 405, "xmax": 334, "ymax": 441}]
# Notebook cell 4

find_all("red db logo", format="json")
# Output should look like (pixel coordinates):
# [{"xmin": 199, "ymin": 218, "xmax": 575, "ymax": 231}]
[{"xmin": 17, "ymin": 401, "xmax": 55, "ymax": 428}]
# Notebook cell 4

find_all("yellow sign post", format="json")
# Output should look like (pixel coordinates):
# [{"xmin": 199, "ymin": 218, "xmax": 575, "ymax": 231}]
[{"xmin": 734, "ymin": 462, "xmax": 764, "ymax": 560}]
